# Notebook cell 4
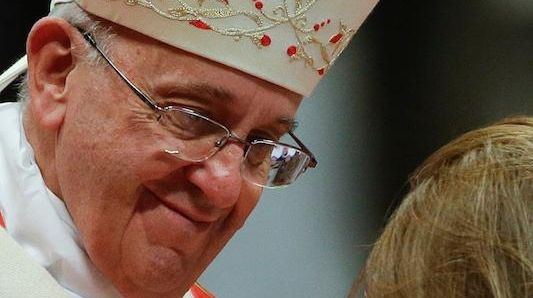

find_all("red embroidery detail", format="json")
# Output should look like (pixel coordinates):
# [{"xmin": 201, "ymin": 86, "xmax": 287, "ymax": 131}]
[
  {"xmin": 127, "ymin": 1, "xmax": 355, "ymax": 77},
  {"xmin": 287, "ymin": 45, "xmax": 297, "ymax": 56},
  {"xmin": 0, "ymin": 212, "xmax": 4, "ymax": 228},
  {"xmin": 329, "ymin": 33, "xmax": 344, "ymax": 44},
  {"xmin": 260, "ymin": 35, "xmax": 271, "ymax": 46},
  {"xmin": 189, "ymin": 20, "xmax": 211, "ymax": 30}
]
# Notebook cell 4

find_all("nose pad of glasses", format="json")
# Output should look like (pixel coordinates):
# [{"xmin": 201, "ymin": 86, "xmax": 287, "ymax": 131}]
[
  {"xmin": 215, "ymin": 136, "xmax": 230, "ymax": 148},
  {"xmin": 163, "ymin": 148, "xmax": 211, "ymax": 163},
  {"xmin": 165, "ymin": 149, "xmax": 180, "ymax": 155},
  {"xmin": 163, "ymin": 139, "xmax": 229, "ymax": 163}
]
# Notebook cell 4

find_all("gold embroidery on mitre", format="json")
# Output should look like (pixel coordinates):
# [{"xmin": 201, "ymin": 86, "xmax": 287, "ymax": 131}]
[{"xmin": 121, "ymin": 0, "xmax": 356, "ymax": 75}]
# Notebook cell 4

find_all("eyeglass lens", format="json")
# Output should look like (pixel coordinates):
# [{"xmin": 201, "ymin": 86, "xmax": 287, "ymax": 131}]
[
  {"xmin": 242, "ymin": 142, "xmax": 311, "ymax": 187},
  {"xmin": 158, "ymin": 108, "xmax": 311, "ymax": 187}
]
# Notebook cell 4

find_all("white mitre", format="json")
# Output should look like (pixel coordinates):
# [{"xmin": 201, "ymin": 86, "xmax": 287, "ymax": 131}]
[{"xmin": 0, "ymin": 0, "xmax": 379, "ymax": 96}]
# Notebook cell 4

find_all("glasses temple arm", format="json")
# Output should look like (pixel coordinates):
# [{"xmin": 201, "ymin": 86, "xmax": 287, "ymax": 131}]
[
  {"xmin": 288, "ymin": 130, "xmax": 317, "ymax": 168},
  {"xmin": 79, "ymin": 30, "xmax": 162, "ymax": 112}
]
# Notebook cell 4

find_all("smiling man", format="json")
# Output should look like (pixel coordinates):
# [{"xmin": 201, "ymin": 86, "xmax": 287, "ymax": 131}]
[{"xmin": 0, "ymin": 0, "xmax": 378, "ymax": 297}]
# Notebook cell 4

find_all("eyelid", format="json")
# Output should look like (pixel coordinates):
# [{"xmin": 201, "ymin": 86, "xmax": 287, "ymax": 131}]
[
  {"xmin": 248, "ymin": 130, "xmax": 287, "ymax": 143},
  {"xmin": 161, "ymin": 100, "xmax": 211, "ymax": 117},
  {"xmin": 159, "ymin": 97, "xmax": 290, "ymax": 142}
]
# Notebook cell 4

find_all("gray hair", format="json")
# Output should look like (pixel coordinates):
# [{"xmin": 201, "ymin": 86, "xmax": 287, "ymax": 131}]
[{"xmin": 17, "ymin": 2, "xmax": 114, "ymax": 103}]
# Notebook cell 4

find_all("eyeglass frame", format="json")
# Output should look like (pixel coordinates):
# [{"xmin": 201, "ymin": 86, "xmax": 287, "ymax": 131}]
[{"xmin": 78, "ymin": 29, "xmax": 318, "ymax": 187}]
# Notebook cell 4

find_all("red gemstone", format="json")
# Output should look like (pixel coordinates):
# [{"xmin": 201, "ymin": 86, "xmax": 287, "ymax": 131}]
[
  {"xmin": 317, "ymin": 68, "xmax": 325, "ymax": 75},
  {"xmin": 261, "ymin": 35, "xmax": 271, "ymax": 46},
  {"xmin": 255, "ymin": 1, "xmax": 263, "ymax": 9},
  {"xmin": 329, "ymin": 33, "xmax": 344, "ymax": 44},
  {"xmin": 189, "ymin": 20, "xmax": 211, "ymax": 30},
  {"xmin": 313, "ymin": 24, "xmax": 320, "ymax": 31},
  {"xmin": 287, "ymin": 45, "xmax": 297, "ymax": 56}
]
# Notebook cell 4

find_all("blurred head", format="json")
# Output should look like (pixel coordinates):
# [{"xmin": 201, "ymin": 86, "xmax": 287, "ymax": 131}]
[
  {"xmin": 12, "ymin": 1, "xmax": 379, "ymax": 297},
  {"xmin": 352, "ymin": 117, "xmax": 533, "ymax": 298}
]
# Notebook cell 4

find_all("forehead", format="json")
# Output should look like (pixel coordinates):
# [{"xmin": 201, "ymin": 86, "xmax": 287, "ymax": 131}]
[{"xmin": 107, "ymin": 26, "xmax": 303, "ymax": 119}]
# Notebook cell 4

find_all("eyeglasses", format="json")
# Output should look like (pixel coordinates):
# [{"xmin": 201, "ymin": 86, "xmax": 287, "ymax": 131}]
[{"xmin": 79, "ymin": 30, "xmax": 317, "ymax": 188}]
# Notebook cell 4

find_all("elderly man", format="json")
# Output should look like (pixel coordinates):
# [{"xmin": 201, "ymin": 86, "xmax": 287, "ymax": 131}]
[{"xmin": 0, "ymin": 0, "xmax": 378, "ymax": 297}]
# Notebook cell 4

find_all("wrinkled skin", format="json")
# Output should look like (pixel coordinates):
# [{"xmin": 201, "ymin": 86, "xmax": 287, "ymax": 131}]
[{"xmin": 25, "ymin": 17, "xmax": 302, "ymax": 297}]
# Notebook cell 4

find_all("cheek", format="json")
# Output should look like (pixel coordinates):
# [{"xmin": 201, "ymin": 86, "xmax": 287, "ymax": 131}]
[
  {"xmin": 54, "ymin": 99, "xmax": 162, "ymax": 260},
  {"xmin": 56, "ymin": 132, "xmax": 142, "ymax": 238},
  {"xmin": 223, "ymin": 184, "xmax": 262, "ymax": 234}
]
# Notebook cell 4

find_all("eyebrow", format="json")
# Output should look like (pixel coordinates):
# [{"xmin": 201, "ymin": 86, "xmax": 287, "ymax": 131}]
[
  {"xmin": 279, "ymin": 117, "xmax": 299, "ymax": 132},
  {"xmin": 160, "ymin": 82, "xmax": 236, "ymax": 104},
  {"xmin": 159, "ymin": 82, "xmax": 298, "ymax": 133}
]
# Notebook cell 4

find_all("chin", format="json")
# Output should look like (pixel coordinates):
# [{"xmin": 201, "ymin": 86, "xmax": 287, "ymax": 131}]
[{"xmin": 119, "ymin": 245, "xmax": 193, "ymax": 297}]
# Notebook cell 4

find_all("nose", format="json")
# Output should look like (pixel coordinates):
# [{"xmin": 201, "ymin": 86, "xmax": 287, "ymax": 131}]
[{"xmin": 185, "ymin": 142, "xmax": 244, "ymax": 209}]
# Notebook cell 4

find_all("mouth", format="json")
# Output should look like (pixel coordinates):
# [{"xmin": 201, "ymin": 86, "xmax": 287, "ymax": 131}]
[{"xmin": 144, "ymin": 188, "xmax": 214, "ymax": 230}]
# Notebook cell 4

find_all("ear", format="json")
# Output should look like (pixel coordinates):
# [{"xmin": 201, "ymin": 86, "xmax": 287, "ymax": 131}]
[{"xmin": 26, "ymin": 17, "xmax": 79, "ymax": 130}]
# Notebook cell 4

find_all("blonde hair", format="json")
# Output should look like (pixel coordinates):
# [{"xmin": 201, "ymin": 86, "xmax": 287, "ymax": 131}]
[{"xmin": 351, "ymin": 117, "xmax": 533, "ymax": 298}]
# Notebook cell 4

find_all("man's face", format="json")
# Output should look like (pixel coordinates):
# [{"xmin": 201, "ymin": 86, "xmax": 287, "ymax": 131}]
[{"xmin": 53, "ymin": 27, "xmax": 302, "ymax": 297}]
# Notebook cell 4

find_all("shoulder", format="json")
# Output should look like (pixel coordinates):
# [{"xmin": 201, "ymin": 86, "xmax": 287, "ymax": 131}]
[
  {"xmin": 0, "ymin": 102, "xmax": 22, "ymax": 121},
  {"xmin": 0, "ymin": 228, "xmax": 69, "ymax": 297},
  {"xmin": 0, "ymin": 102, "xmax": 23, "ymax": 142}
]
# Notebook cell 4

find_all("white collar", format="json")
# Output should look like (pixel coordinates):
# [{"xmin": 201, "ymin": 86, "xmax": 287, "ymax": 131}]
[{"xmin": 0, "ymin": 102, "xmax": 122, "ymax": 297}]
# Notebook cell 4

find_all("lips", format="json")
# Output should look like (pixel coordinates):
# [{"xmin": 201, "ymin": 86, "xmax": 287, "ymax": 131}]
[{"xmin": 145, "ymin": 188, "xmax": 217, "ymax": 227}]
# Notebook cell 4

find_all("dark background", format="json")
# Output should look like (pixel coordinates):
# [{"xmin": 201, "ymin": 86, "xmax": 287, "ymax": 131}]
[
  {"xmin": 367, "ymin": 0, "xmax": 533, "ymax": 209},
  {"xmin": 0, "ymin": 2, "xmax": 49, "ymax": 100}
]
